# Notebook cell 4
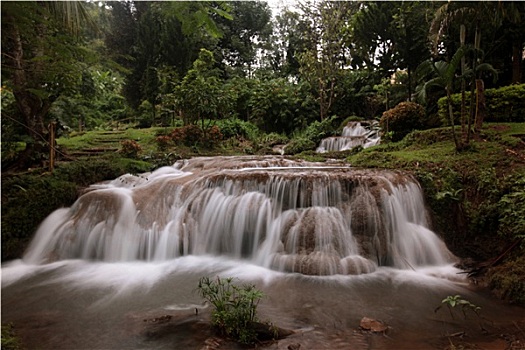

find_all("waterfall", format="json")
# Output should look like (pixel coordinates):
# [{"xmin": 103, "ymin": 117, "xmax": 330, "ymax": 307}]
[
  {"xmin": 23, "ymin": 156, "xmax": 454, "ymax": 275},
  {"xmin": 317, "ymin": 121, "xmax": 381, "ymax": 153}
]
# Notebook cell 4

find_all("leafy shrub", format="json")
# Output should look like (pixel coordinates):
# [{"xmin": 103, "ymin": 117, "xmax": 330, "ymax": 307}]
[
  {"xmin": 205, "ymin": 125, "xmax": 223, "ymax": 148},
  {"xmin": 438, "ymin": 84, "xmax": 525, "ymax": 125},
  {"xmin": 216, "ymin": 118, "xmax": 259, "ymax": 141},
  {"xmin": 119, "ymin": 139, "xmax": 142, "ymax": 158},
  {"xmin": 300, "ymin": 115, "xmax": 339, "ymax": 145},
  {"xmin": 258, "ymin": 132, "xmax": 289, "ymax": 147},
  {"xmin": 284, "ymin": 137, "xmax": 316, "ymax": 155},
  {"xmin": 155, "ymin": 135, "xmax": 172, "ymax": 151},
  {"xmin": 435, "ymin": 295, "xmax": 481, "ymax": 319},
  {"xmin": 197, "ymin": 277, "xmax": 263, "ymax": 345},
  {"xmin": 170, "ymin": 125, "xmax": 203, "ymax": 146},
  {"xmin": 487, "ymin": 255, "xmax": 525, "ymax": 305},
  {"xmin": 137, "ymin": 100, "xmax": 155, "ymax": 128},
  {"xmin": 1, "ymin": 323, "xmax": 22, "ymax": 350},
  {"xmin": 380, "ymin": 102, "xmax": 425, "ymax": 142},
  {"xmin": 497, "ymin": 175, "xmax": 525, "ymax": 242}
]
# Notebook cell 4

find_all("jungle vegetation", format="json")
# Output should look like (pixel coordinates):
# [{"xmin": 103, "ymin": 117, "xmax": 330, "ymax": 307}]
[{"xmin": 1, "ymin": 1, "xmax": 524, "ymax": 304}]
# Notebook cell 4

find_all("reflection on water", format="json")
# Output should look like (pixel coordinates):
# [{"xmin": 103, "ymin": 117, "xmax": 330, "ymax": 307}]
[{"xmin": 2, "ymin": 258, "xmax": 523, "ymax": 350}]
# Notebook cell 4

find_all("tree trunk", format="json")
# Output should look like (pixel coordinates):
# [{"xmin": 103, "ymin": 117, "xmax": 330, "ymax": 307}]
[
  {"xmin": 446, "ymin": 87, "xmax": 460, "ymax": 152},
  {"xmin": 459, "ymin": 24, "xmax": 467, "ymax": 142},
  {"xmin": 460, "ymin": 81, "xmax": 466, "ymax": 140},
  {"xmin": 407, "ymin": 67, "xmax": 412, "ymax": 102},
  {"xmin": 7, "ymin": 17, "xmax": 52, "ymax": 168},
  {"xmin": 466, "ymin": 79, "xmax": 476, "ymax": 144},
  {"xmin": 474, "ymin": 79, "xmax": 486, "ymax": 133},
  {"xmin": 512, "ymin": 42, "xmax": 522, "ymax": 84}
]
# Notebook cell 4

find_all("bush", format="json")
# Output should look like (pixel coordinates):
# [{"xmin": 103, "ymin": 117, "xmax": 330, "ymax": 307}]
[
  {"xmin": 380, "ymin": 102, "xmax": 425, "ymax": 142},
  {"xmin": 205, "ymin": 125, "xmax": 223, "ymax": 148},
  {"xmin": 1, "ymin": 323, "xmax": 22, "ymax": 350},
  {"xmin": 258, "ymin": 133, "xmax": 289, "ymax": 147},
  {"xmin": 302, "ymin": 115, "xmax": 339, "ymax": 145},
  {"xmin": 487, "ymin": 255, "xmax": 525, "ymax": 305},
  {"xmin": 216, "ymin": 118, "xmax": 259, "ymax": 141},
  {"xmin": 197, "ymin": 277, "xmax": 263, "ymax": 345},
  {"xmin": 497, "ymin": 175, "xmax": 525, "ymax": 242},
  {"xmin": 170, "ymin": 125, "xmax": 203, "ymax": 146},
  {"xmin": 119, "ymin": 139, "xmax": 142, "ymax": 158},
  {"xmin": 155, "ymin": 135, "xmax": 172, "ymax": 151},
  {"xmin": 284, "ymin": 137, "xmax": 316, "ymax": 155},
  {"xmin": 438, "ymin": 84, "xmax": 525, "ymax": 125}
]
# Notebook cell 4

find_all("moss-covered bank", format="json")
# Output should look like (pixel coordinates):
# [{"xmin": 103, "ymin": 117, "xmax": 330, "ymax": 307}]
[
  {"xmin": 346, "ymin": 123, "xmax": 525, "ymax": 305},
  {"xmin": 1, "ymin": 155, "xmax": 152, "ymax": 261}
]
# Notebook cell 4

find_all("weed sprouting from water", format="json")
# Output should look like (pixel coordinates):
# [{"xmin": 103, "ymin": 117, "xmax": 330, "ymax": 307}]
[
  {"xmin": 435, "ymin": 295, "xmax": 481, "ymax": 320},
  {"xmin": 197, "ymin": 276, "xmax": 264, "ymax": 345}
]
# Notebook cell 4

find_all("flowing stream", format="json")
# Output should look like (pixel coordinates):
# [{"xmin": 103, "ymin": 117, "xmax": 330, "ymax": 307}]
[
  {"xmin": 2, "ymin": 156, "xmax": 523, "ymax": 349},
  {"xmin": 317, "ymin": 121, "xmax": 380, "ymax": 153}
]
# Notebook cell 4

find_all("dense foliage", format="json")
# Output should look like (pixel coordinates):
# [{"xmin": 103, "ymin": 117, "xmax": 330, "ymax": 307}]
[
  {"xmin": 2, "ymin": 1, "xmax": 524, "ymax": 169},
  {"xmin": 1, "ymin": 0, "xmax": 525, "ymax": 306},
  {"xmin": 380, "ymin": 102, "xmax": 426, "ymax": 141},
  {"xmin": 438, "ymin": 84, "xmax": 525, "ymax": 124}
]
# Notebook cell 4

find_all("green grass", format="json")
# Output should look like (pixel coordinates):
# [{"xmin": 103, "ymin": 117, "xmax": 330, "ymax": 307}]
[
  {"xmin": 346, "ymin": 123, "xmax": 525, "ymax": 170},
  {"xmin": 57, "ymin": 127, "xmax": 167, "ymax": 155}
]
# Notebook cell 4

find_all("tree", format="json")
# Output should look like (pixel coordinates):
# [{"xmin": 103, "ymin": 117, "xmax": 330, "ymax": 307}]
[
  {"xmin": 297, "ymin": 1, "xmax": 357, "ymax": 120},
  {"xmin": 175, "ymin": 48, "xmax": 223, "ymax": 131},
  {"xmin": 267, "ymin": 9, "xmax": 310, "ymax": 78},
  {"xmin": 215, "ymin": 1, "xmax": 273, "ymax": 76},
  {"xmin": 351, "ymin": 2, "xmax": 433, "ymax": 101},
  {"xmin": 104, "ymin": 1, "xmax": 232, "ymax": 110},
  {"xmin": 1, "ymin": 1, "xmax": 92, "ymax": 168},
  {"xmin": 416, "ymin": 49, "xmax": 466, "ymax": 151},
  {"xmin": 429, "ymin": 2, "xmax": 500, "ymax": 140}
]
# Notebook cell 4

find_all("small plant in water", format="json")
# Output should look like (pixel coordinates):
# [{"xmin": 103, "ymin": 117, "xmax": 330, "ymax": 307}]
[
  {"xmin": 435, "ymin": 294, "xmax": 481, "ymax": 319},
  {"xmin": 197, "ymin": 276, "xmax": 264, "ymax": 345}
]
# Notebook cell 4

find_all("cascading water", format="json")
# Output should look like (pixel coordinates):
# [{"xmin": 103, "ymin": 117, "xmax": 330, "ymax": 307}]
[
  {"xmin": 24, "ymin": 156, "xmax": 453, "ymax": 275},
  {"xmin": 4, "ymin": 156, "xmax": 523, "ymax": 350},
  {"xmin": 317, "ymin": 121, "xmax": 380, "ymax": 153}
]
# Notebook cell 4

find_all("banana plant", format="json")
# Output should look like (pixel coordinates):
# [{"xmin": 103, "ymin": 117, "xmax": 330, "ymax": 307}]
[{"xmin": 416, "ymin": 47, "xmax": 466, "ymax": 151}]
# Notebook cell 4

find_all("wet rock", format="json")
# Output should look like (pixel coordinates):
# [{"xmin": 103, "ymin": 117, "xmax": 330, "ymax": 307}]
[
  {"xmin": 251, "ymin": 321, "xmax": 294, "ymax": 341},
  {"xmin": 287, "ymin": 343, "xmax": 301, "ymax": 350},
  {"xmin": 359, "ymin": 317, "xmax": 388, "ymax": 333}
]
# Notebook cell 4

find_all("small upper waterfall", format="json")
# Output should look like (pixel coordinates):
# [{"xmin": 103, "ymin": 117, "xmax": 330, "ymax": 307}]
[
  {"xmin": 317, "ymin": 121, "xmax": 380, "ymax": 153},
  {"xmin": 24, "ymin": 156, "xmax": 454, "ymax": 275}
]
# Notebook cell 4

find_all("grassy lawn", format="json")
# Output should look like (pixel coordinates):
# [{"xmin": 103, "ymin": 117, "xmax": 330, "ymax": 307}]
[{"xmin": 57, "ymin": 127, "xmax": 167, "ymax": 155}]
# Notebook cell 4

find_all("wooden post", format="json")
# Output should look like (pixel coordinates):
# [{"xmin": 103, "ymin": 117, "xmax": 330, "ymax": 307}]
[{"xmin": 49, "ymin": 121, "xmax": 56, "ymax": 172}]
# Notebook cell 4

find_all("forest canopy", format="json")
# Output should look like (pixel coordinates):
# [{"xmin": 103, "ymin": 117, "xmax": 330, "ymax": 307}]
[{"xmin": 2, "ymin": 1, "xmax": 524, "ymax": 169}]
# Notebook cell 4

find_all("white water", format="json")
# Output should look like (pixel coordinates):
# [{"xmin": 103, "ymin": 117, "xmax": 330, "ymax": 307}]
[
  {"xmin": 5, "ymin": 156, "xmax": 524, "ymax": 349},
  {"xmin": 317, "ymin": 121, "xmax": 381, "ymax": 153},
  {"xmin": 23, "ymin": 156, "xmax": 453, "ymax": 276}
]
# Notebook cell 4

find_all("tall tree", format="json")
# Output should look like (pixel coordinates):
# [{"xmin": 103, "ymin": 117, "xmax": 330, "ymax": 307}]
[
  {"xmin": 104, "ymin": 1, "xmax": 231, "ymax": 110},
  {"xmin": 298, "ymin": 0, "xmax": 357, "ymax": 120},
  {"xmin": 215, "ymin": 1, "xmax": 272, "ymax": 76},
  {"xmin": 1, "ymin": 1, "xmax": 92, "ymax": 168},
  {"xmin": 351, "ymin": 1, "xmax": 434, "ymax": 101},
  {"xmin": 175, "ymin": 48, "xmax": 222, "ymax": 130}
]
